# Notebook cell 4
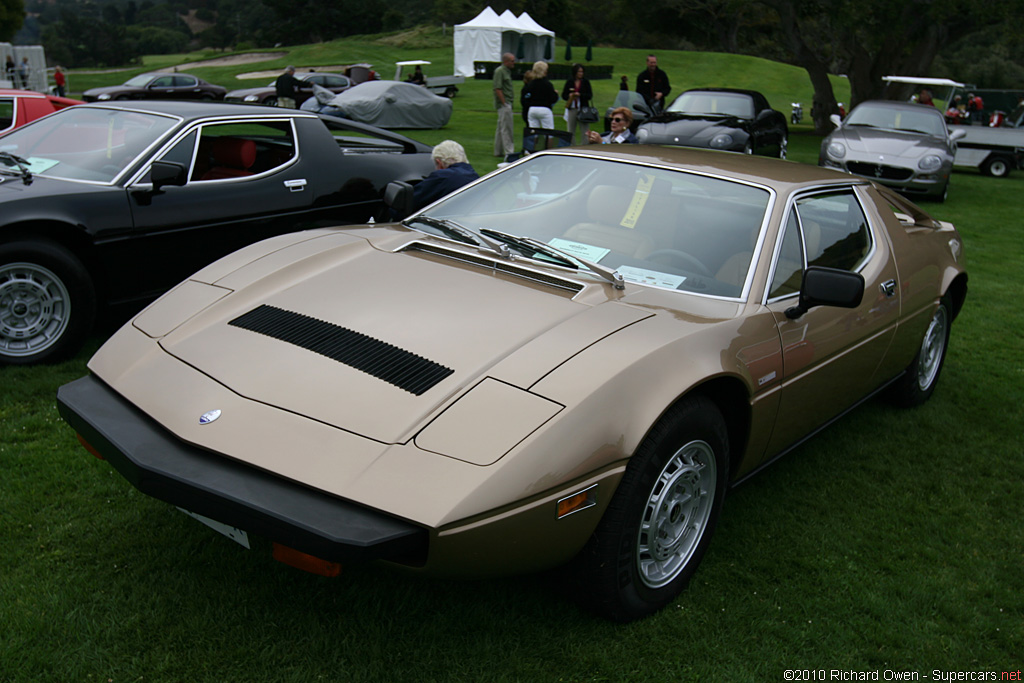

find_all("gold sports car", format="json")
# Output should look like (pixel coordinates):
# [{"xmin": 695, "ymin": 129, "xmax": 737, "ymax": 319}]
[{"xmin": 58, "ymin": 146, "xmax": 967, "ymax": 621}]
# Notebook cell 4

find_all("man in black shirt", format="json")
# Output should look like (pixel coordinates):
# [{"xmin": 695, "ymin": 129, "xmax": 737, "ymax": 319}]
[
  {"xmin": 275, "ymin": 66, "xmax": 300, "ymax": 109},
  {"xmin": 635, "ymin": 55, "xmax": 670, "ymax": 112}
]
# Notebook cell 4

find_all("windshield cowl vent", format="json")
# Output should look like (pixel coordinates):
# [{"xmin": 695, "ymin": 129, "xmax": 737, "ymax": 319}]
[{"xmin": 403, "ymin": 242, "xmax": 584, "ymax": 294}]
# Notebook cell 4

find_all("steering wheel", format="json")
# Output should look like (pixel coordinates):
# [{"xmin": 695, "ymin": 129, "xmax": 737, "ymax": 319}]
[{"xmin": 646, "ymin": 249, "xmax": 712, "ymax": 277}]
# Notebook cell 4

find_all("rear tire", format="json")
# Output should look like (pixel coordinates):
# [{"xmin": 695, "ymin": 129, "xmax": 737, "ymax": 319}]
[
  {"xmin": 569, "ymin": 395, "xmax": 729, "ymax": 622},
  {"xmin": 888, "ymin": 296, "xmax": 950, "ymax": 407},
  {"xmin": 980, "ymin": 156, "xmax": 1011, "ymax": 178},
  {"xmin": 0, "ymin": 240, "xmax": 95, "ymax": 365}
]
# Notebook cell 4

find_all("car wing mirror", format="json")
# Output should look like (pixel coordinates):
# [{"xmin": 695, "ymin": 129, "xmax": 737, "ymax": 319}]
[
  {"xmin": 829, "ymin": 113, "xmax": 842, "ymax": 128},
  {"xmin": 949, "ymin": 128, "xmax": 966, "ymax": 141},
  {"xmin": 150, "ymin": 161, "xmax": 188, "ymax": 191},
  {"xmin": 384, "ymin": 180, "xmax": 414, "ymax": 220},
  {"xmin": 785, "ymin": 266, "xmax": 865, "ymax": 319}
]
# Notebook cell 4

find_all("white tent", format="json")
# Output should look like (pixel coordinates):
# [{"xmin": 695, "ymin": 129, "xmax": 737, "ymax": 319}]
[{"xmin": 453, "ymin": 7, "xmax": 555, "ymax": 78}]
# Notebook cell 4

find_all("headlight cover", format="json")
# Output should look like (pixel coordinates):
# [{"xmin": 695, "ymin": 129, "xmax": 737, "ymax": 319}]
[
  {"xmin": 243, "ymin": 94, "xmax": 259, "ymax": 102},
  {"xmin": 826, "ymin": 141, "xmax": 846, "ymax": 160},
  {"xmin": 636, "ymin": 128, "xmax": 650, "ymax": 143},
  {"xmin": 97, "ymin": 93, "xmax": 111, "ymax": 101},
  {"xmin": 710, "ymin": 133, "xmax": 734, "ymax": 149},
  {"xmin": 918, "ymin": 154, "xmax": 942, "ymax": 171}
]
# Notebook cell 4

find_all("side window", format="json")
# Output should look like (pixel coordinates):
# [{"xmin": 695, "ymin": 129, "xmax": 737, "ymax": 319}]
[
  {"xmin": 136, "ymin": 131, "xmax": 197, "ymax": 184},
  {"xmin": 797, "ymin": 191, "xmax": 871, "ymax": 272},
  {"xmin": 151, "ymin": 76, "xmax": 174, "ymax": 87},
  {"xmin": 191, "ymin": 120, "xmax": 296, "ymax": 181},
  {"xmin": 768, "ymin": 208, "xmax": 804, "ymax": 299},
  {"xmin": 174, "ymin": 76, "xmax": 197, "ymax": 87},
  {"xmin": 0, "ymin": 98, "xmax": 14, "ymax": 131}
]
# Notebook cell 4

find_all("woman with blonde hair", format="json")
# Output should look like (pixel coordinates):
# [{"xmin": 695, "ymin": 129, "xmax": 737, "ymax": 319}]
[{"xmin": 521, "ymin": 60, "xmax": 558, "ymax": 129}]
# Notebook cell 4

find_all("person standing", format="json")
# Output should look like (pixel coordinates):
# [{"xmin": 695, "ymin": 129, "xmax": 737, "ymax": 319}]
[
  {"xmin": 635, "ymin": 54, "xmax": 671, "ymax": 112},
  {"xmin": 522, "ymin": 60, "xmax": 558, "ymax": 130},
  {"xmin": 562, "ymin": 63, "xmax": 593, "ymax": 145},
  {"xmin": 18, "ymin": 57, "xmax": 30, "ymax": 90},
  {"xmin": 493, "ymin": 53, "xmax": 515, "ymax": 158},
  {"xmin": 275, "ymin": 65, "xmax": 300, "ymax": 108},
  {"xmin": 53, "ymin": 66, "xmax": 66, "ymax": 97}
]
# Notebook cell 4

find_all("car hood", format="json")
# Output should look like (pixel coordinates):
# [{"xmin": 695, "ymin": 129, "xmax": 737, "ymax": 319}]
[
  {"xmin": 639, "ymin": 114, "xmax": 746, "ymax": 143},
  {"xmin": 831, "ymin": 126, "xmax": 948, "ymax": 157},
  {"xmin": 225, "ymin": 86, "xmax": 272, "ymax": 98},
  {"xmin": 145, "ymin": 229, "xmax": 654, "ymax": 444}
]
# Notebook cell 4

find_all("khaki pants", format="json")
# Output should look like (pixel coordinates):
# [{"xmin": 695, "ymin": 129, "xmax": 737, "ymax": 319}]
[
  {"xmin": 494, "ymin": 103, "xmax": 514, "ymax": 156},
  {"xmin": 277, "ymin": 97, "xmax": 297, "ymax": 109}
]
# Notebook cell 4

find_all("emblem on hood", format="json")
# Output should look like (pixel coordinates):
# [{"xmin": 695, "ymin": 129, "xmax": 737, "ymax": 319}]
[{"xmin": 199, "ymin": 409, "xmax": 222, "ymax": 425}]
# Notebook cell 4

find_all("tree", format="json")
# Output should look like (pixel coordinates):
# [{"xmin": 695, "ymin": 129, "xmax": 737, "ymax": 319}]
[
  {"xmin": 0, "ymin": 0, "xmax": 24, "ymax": 42},
  {"xmin": 758, "ymin": 0, "xmax": 1016, "ymax": 132}
]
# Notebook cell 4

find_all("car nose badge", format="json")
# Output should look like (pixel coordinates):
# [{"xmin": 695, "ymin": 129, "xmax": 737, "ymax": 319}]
[{"xmin": 199, "ymin": 409, "xmax": 222, "ymax": 425}]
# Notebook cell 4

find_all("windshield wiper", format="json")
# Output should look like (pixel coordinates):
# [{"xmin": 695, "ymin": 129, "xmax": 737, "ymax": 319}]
[
  {"xmin": 0, "ymin": 151, "xmax": 33, "ymax": 184},
  {"xmin": 404, "ymin": 215, "xmax": 510, "ymax": 258},
  {"xmin": 481, "ymin": 229, "xmax": 625, "ymax": 290}
]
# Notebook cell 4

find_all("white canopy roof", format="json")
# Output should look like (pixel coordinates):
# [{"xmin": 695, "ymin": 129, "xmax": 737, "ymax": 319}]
[{"xmin": 453, "ymin": 7, "xmax": 555, "ymax": 78}]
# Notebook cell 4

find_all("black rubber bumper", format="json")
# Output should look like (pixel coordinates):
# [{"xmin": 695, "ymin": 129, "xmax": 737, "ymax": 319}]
[{"xmin": 56, "ymin": 375, "xmax": 427, "ymax": 565}]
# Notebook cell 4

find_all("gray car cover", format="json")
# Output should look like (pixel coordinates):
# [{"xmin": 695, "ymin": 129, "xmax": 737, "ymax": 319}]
[{"xmin": 302, "ymin": 80, "xmax": 452, "ymax": 129}]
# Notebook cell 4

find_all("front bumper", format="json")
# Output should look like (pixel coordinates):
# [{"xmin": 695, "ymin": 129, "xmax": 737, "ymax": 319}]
[{"xmin": 57, "ymin": 375, "xmax": 427, "ymax": 565}]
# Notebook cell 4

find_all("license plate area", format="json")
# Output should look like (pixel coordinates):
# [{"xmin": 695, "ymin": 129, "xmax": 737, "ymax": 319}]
[{"xmin": 177, "ymin": 507, "xmax": 250, "ymax": 549}]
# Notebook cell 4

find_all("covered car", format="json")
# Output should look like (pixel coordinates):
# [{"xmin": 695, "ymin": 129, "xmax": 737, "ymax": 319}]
[
  {"xmin": 636, "ymin": 88, "xmax": 788, "ymax": 157},
  {"xmin": 0, "ymin": 101, "xmax": 433, "ymax": 364},
  {"xmin": 58, "ymin": 146, "xmax": 967, "ymax": 622},
  {"xmin": 302, "ymin": 80, "xmax": 452, "ymax": 129},
  {"xmin": 83, "ymin": 72, "xmax": 227, "ymax": 102},
  {"xmin": 820, "ymin": 100, "xmax": 965, "ymax": 201}
]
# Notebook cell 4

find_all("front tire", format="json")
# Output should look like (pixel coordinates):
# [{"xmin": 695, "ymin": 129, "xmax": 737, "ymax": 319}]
[
  {"xmin": 0, "ymin": 240, "xmax": 96, "ymax": 365},
  {"xmin": 570, "ymin": 396, "xmax": 729, "ymax": 621},
  {"xmin": 888, "ymin": 297, "xmax": 950, "ymax": 407}
]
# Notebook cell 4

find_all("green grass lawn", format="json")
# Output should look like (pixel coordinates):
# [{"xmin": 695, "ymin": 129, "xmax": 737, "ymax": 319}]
[{"xmin": 2, "ymin": 35, "xmax": 1021, "ymax": 682}]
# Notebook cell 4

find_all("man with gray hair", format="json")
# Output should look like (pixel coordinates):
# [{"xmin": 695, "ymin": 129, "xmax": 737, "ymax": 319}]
[
  {"xmin": 275, "ymin": 65, "xmax": 300, "ymax": 108},
  {"xmin": 493, "ymin": 53, "xmax": 515, "ymax": 158},
  {"xmin": 412, "ymin": 140, "xmax": 479, "ymax": 211}
]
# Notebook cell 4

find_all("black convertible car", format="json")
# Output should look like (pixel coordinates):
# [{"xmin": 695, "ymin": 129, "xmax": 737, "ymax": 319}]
[
  {"xmin": 636, "ymin": 88, "xmax": 789, "ymax": 158},
  {"xmin": 0, "ymin": 101, "xmax": 434, "ymax": 364}
]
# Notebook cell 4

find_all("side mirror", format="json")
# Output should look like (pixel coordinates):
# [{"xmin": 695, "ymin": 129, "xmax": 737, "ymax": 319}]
[
  {"xmin": 384, "ymin": 180, "xmax": 414, "ymax": 220},
  {"xmin": 785, "ymin": 266, "xmax": 865, "ymax": 319},
  {"xmin": 829, "ymin": 114, "xmax": 842, "ymax": 128},
  {"xmin": 150, "ymin": 161, "xmax": 188, "ymax": 191},
  {"xmin": 949, "ymin": 128, "xmax": 966, "ymax": 142}
]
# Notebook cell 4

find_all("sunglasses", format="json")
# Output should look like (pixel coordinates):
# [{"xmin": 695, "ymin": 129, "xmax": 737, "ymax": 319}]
[{"xmin": 611, "ymin": 116, "xmax": 627, "ymax": 122}]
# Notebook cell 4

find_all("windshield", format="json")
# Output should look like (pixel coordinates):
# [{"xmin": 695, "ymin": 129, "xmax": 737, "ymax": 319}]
[
  {"xmin": 0, "ymin": 107, "xmax": 178, "ymax": 183},
  {"xmin": 845, "ymin": 104, "xmax": 946, "ymax": 137},
  {"xmin": 414, "ymin": 154, "xmax": 771, "ymax": 298},
  {"xmin": 124, "ymin": 74, "xmax": 154, "ymax": 87},
  {"xmin": 667, "ymin": 91, "xmax": 755, "ymax": 118}
]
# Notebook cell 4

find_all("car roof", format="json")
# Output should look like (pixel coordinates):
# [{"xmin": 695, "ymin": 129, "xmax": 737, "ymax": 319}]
[
  {"xmin": 79, "ymin": 100, "xmax": 315, "ymax": 121},
  {"xmin": 539, "ymin": 145, "xmax": 866, "ymax": 192},
  {"xmin": 681, "ymin": 87, "xmax": 761, "ymax": 98}
]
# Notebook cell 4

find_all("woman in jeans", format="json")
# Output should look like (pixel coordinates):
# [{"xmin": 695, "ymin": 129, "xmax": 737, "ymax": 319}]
[{"xmin": 562, "ymin": 63, "xmax": 593, "ymax": 145}]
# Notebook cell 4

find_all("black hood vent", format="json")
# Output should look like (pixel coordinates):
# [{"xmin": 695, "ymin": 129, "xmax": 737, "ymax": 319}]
[{"xmin": 229, "ymin": 305, "xmax": 453, "ymax": 395}]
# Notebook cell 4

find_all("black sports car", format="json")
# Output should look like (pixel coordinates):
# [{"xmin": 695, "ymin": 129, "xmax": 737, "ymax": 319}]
[
  {"xmin": 83, "ymin": 72, "xmax": 228, "ymax": 102},
  {"xmin": 636, "ymin": 88, "xmax": 789, "ymax": 158},
  {"xmin": 0, "ymin": 101, "xmax": 434, "ymax": 364}
]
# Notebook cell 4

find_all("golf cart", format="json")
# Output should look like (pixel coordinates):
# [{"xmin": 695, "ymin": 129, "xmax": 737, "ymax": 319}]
[{"xmin": 394, "ymin": 61, "xmax": 464, "ymax": 98}]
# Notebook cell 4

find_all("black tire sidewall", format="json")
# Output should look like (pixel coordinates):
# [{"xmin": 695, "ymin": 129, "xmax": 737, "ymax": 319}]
[
  {"xmin": 574, "ymin": 396, "xmax": 730, "ymax": 621},
  {"xmin": 888, "ymin": 297, "xmax": 951, "ymax": 407},
  {"xmin": 0, "ymin": 240, "xmax": 95, "ymax": 365}
]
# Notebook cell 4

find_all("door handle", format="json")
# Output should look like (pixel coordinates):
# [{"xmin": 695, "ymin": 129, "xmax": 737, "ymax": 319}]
[
  {"xmin": 284, "ymin": 179, "xmax": 307, "ymax": 192},
  {"xmin": 880, "ymin": 279, "xmax": 897, "ymax": 297}
]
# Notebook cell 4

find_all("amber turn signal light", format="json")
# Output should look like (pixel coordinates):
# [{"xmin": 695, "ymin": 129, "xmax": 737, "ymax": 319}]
[{"xmin": 272, "ymin": 543, "xmax": 342, "ymax": 577}]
